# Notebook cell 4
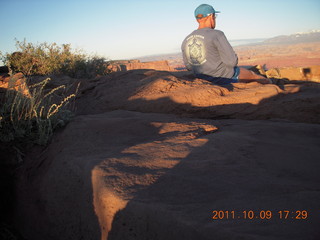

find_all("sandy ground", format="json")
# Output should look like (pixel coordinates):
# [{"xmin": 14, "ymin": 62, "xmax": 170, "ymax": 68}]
[{"xmin": 14, "ymin": 70, "xmax": 320, "ymax": 240}]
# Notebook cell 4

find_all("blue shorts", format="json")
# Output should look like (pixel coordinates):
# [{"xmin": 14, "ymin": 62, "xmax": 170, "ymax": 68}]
[{"xmin": 195, "ymin": 67, "xmax": 240, "ymax": 85}]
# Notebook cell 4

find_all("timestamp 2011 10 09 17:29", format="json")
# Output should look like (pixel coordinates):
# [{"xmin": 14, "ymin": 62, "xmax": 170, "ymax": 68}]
[{"xmin": 212, "ymin": 210, "xmax": 308, "ymax": 220}]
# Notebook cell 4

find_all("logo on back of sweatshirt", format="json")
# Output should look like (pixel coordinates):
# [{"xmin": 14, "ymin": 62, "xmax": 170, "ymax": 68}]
[{"xmin": 185, "ymin": 35, "xmax": 206, "ymax": 65}]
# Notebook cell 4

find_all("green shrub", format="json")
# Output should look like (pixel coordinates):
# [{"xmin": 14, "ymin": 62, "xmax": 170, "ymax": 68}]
[{"xmin": 1, "ymin": 39, "xmax": 112, "ymax": 78}]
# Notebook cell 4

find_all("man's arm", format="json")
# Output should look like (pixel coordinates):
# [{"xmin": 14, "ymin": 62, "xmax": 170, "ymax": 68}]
[
  {"xmin": 215, "ymin": 31, "xmax": 238, "ymax": 67},
  {"xmin": 181, "ymin": 43, "xmax": 192, "ymax": 71}
]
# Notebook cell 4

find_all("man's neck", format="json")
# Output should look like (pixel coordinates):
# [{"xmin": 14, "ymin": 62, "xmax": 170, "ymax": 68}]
[{"xmin": 198, "ymin": 21, "xmax": 214, "ymax": 29}]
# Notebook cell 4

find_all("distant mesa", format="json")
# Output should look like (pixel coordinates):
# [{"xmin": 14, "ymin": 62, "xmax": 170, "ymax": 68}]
[
  {"xmin": 109, "ymin": 60, "xmax": 173, "ymax": 72},
  {"xmin": 264, "ymin": 30, "xmax": 320, "ymax": 45}
]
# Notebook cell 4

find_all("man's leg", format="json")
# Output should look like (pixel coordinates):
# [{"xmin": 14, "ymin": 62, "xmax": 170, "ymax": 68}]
[{"xmin": 238, "ymin": 67, "xmax": 271, "ymax": 84}]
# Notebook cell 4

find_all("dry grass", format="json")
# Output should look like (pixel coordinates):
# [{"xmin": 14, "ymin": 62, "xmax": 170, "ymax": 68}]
[{"xmin": 0, "ymin": 75, "xmax": 77, "ymax": 146}]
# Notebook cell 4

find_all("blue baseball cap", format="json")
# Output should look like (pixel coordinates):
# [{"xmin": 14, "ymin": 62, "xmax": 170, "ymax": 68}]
[{"xmin": 194, "ymin": 4, "xmax": 220, "ymax": 19}]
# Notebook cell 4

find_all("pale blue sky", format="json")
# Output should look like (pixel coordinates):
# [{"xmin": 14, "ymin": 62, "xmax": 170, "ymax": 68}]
[{"xmin": 1, "ymin": 0, "xmax": 320, "ymax": 60}]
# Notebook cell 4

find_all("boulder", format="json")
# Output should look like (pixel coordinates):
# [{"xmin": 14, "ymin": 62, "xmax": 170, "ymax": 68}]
[{"xmin": 76, "ymin": 69, "xmax": 320, "ymax": 124}]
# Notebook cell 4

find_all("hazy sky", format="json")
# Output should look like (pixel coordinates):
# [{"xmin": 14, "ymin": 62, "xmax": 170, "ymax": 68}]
[{"xmin": 1, "ymin": 0, "xmax": 320, "ymax": 60}]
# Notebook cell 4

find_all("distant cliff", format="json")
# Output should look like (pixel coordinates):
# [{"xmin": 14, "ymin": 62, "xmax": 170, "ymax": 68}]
[{"xmin": 110, "ymin": 60, "xmax": 173, "ymax": 72}]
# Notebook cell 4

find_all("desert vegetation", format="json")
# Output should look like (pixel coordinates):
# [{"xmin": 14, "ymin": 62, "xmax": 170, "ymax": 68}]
[
  {"xmin": 0, "ymin": 76, "xmax": 77, "ymax": 147},
  {"xmin": 0, "ymin": 39, "xmax": 113, "ymax": 148},
  {"xmin": 1, "ymin": 39, "xmax": 112, "ymax": 78},
  {"xmin": 0, "ymin": 40, "xmax": 114, "ymax": 239}
]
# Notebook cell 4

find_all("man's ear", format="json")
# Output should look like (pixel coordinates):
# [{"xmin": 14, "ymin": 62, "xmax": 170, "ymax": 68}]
[{"xmin": 197, "ymin": 16, "xmax": 208, "ymax": 23}]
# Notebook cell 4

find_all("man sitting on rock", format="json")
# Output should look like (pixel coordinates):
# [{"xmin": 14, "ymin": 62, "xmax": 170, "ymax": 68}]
[{"xmin": 181, "ymin": 4, "xmax": 271, "ymax": 85}]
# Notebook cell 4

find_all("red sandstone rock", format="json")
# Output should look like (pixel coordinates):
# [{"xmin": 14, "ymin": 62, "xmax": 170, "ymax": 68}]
[
  {"xmin": 0, "ymin": 73, "xmax": 30, "ymax": 97},
  {"xmin": 266, "ymin": 66, "xmax": 320, "ymax": 82}
]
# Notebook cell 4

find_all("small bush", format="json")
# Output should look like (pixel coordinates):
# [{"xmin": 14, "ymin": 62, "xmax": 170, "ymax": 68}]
[
  {"xmin": 0, "ymin": 75, "xmax": 77, "ymax": 146},
  {"xmin": 1, "ymin": 39, "xmax": 112, "ymax": 78}
]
